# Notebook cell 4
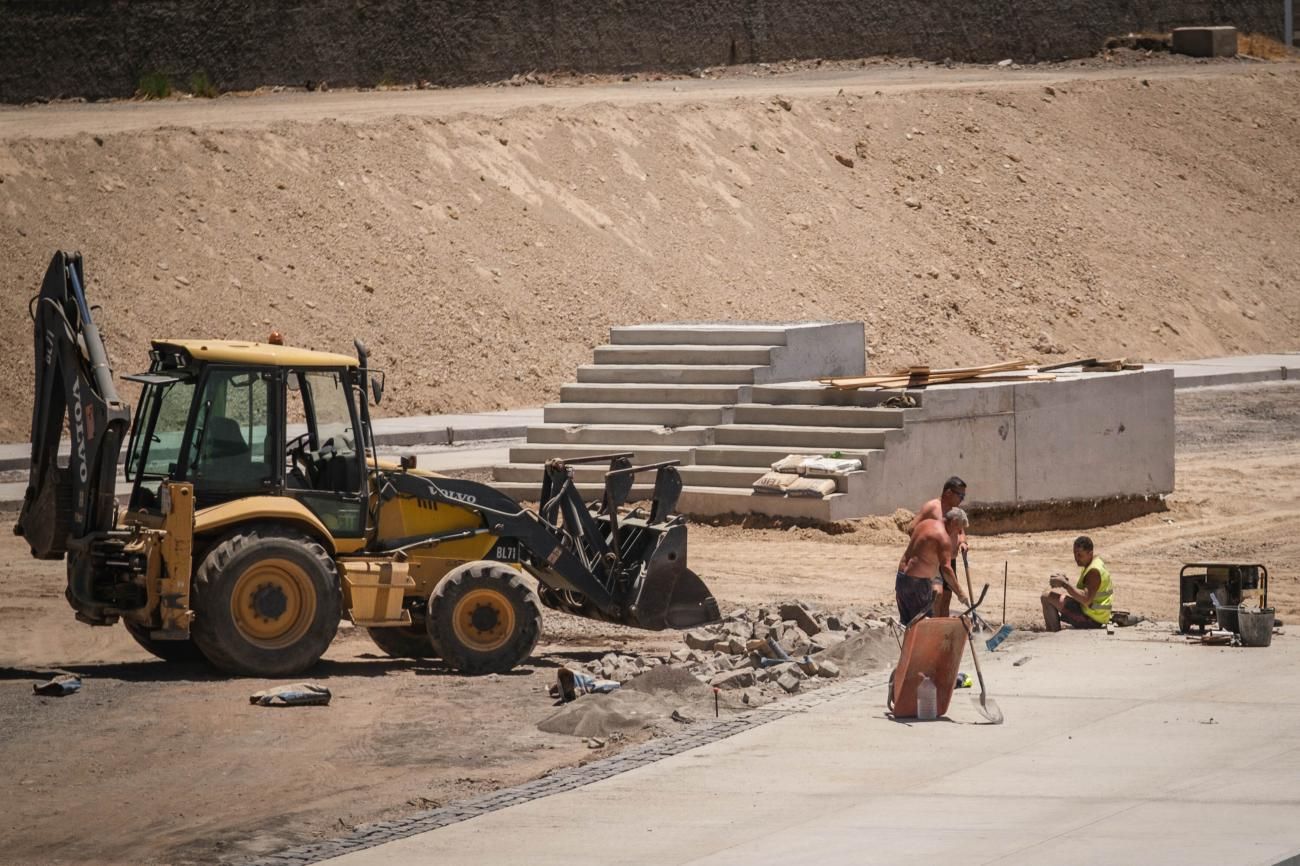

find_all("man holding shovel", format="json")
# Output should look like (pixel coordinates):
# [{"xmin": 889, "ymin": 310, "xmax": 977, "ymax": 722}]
[
  {"xmin": 896, "ymin": 508, "xmax": 970, "ymax": 625},
  {"xmin": 913, "ymin": 477, "xmax": 970, "ymax": 616}
]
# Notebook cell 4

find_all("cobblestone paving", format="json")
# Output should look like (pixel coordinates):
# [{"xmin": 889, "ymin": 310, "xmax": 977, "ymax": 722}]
[{"xmin": 249, "ymin": 673, "xmax": 888, "ymax": 865}]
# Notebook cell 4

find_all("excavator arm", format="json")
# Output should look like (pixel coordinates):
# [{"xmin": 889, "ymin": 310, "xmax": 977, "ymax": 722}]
[{"xmin": 15, "ymin": 252, "xmax": 131, "ymax": 560}]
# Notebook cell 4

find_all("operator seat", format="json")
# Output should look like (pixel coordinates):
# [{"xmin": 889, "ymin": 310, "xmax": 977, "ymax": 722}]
[
  {"xmin": 199, "ymin": 416, "xmax": 264, "ymax": 489},
  {"xmin": 202, "ymin": 416, "xmax": 249, "ymax": 461}
]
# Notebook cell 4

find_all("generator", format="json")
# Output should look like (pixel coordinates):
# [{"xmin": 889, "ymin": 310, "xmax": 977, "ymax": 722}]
[{"xmin": 1178, "ymin": 562, "xmax": 1269, "ymax": 634}]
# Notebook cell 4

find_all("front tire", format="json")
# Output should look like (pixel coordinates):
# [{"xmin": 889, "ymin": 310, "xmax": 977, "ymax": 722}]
[
  {"xmin": 190, "ymin": 526, "xmax": 342, "ymax": 677},
  {"xmin": 123, "ymin": 620, "xmax": 208, "ymax": 664},
  {"xmin": 427, "ymin": 562, "xmax": 542, "ymax": 675}
]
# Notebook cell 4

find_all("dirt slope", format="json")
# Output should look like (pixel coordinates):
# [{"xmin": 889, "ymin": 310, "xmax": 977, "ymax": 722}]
[{"xmin": 1, "ymin": 63, "xmax": 1298, "ymax": 441}]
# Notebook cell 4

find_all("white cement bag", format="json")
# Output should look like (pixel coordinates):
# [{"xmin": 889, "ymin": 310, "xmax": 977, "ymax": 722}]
[
  {"xmin": 752, "ymin": 471, "xmax": 798, "ymax": 495},
  {"xmin": 800, "ymin": 456, "xmax": 862, "ymax": 477},
  {"xmin": 786, "ymin": 477, "xmax": 838, "ymax": 498}
]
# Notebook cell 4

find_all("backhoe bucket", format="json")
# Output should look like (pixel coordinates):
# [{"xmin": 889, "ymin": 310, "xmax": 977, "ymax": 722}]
[{"xmin": 627, "ymin": 524, "xmax": 721, "ymax": 630}]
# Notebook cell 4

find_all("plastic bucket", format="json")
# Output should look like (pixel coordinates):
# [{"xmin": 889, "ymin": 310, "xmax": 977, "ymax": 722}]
[{"xmin": 1238, "ymin": 608, "xmax": 1275, "ymax": 648}]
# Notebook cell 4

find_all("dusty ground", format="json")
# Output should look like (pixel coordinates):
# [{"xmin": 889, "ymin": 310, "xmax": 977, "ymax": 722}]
[
  {"xmin": 2, "ymin": 60, "xmax": 1299, "ymax": 440},
  {"xmin": 0, "ymin": 381, "xmax": 1295, "ymax": 865},
  {"xmin": 0, "ymin": 55, "xmax": 1297, "ymax": 865}
]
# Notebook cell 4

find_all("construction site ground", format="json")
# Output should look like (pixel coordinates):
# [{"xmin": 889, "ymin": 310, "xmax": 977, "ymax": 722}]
[
  {"xmin": 2, "ymin": 52, "xmax": 1299, "ymax": 866},
  {"xmin": 0, "ymin": 380, "xmax": 1295, "ymax": 866}
]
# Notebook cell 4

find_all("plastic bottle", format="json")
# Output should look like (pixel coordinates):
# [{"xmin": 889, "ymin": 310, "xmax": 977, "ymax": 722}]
[{"xmin": 917, "ymin": 674, "xmax": 938, "ymax": 720}]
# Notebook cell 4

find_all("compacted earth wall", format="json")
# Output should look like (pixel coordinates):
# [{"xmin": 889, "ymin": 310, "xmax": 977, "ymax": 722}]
[{"xmin": 0, "ymin": 0, "xmax": 1282, "ymax": 102}]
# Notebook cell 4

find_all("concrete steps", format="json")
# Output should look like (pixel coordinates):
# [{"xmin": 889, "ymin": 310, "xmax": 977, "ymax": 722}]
[
  {"xmin": 526, "ymin": 424, "xmax": 714, "ymax": 446},
  {"xmin": 559, "ymin": 383, "xmax": 750, "ymax": 404},
  {"xmin": 733, "ymin": 404, "xmax": 906, "ymax": 429},
  {"xmin": 492, "ymin": 462, "xmax": 857, "ymax": 493},
  {"xmin": 693, "ymin": 445, "xmax": 881, "ymax": 468},
  {"xmin": 749, "ymin": 383, "xmax": 916, "ymax": 407},
  {"xmin": 507, "ymin": 443, "xmax": 697, "ymax": 466},
  {"xmin": 494, "ymin": 321, "xmax": 873, "ymax": 520},
  {"xmin": 543, "ymin": 403, "xmax": 734, "ymax": 426},
  {"xmin": 593, "ymin": 344, "xmax": 777, "ymax": 366},
  {"xmin": 714, "ymin": 424, "xmax": 890, "ymax": 450},
  {"xmin": 576, "ymin": 364, "xmax": 761, "ymax": 385},
  {"xmin": 610, "ymin": 325, "xmax": 796, "ymax": 346}
]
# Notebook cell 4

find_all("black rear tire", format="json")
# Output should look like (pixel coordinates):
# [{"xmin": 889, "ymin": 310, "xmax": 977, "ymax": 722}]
[
  {"xmin": 427, "ymin": 562, "xmax": 542, "ymax": 675},
  {"xmin": 123, "ymin": 620, "xmax": 208, "ymax": 664},
  {"xmin": 367, "ymin": 624, "xmax": 437, "ymax": 659},
  {"xmin": 190, "ymin": 526, "xmax": 341, "ymax": 677}
]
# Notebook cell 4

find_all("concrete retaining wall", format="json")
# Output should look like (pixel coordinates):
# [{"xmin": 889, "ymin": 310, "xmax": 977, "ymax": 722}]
[
  {"xmin": 1, "ymin": 0, "xmax": 1283, "ymax": 103},
  {"xmin": 858, "ymin": 369, "xmax": 1175, "ymax": 514}
]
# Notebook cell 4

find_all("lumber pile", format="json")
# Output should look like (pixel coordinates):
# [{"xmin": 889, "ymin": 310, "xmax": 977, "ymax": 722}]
[{"xmin": 819, "ymin": 357, "xmax": 1143, "ymax": 391}]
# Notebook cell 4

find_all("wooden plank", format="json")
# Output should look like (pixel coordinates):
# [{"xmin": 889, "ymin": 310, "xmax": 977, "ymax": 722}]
[{"xmin": 1036, "ymin": 357, "xmax": 1098, "ymax": 373}]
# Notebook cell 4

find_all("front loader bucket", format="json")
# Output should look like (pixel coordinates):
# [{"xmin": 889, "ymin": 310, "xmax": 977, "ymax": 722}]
[{"xmin": 627, "ymin": 525, "xmax": 721, "ymax": 630}]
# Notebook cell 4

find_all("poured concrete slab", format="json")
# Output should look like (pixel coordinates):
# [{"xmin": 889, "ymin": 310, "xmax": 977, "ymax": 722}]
[
  {"xmin": 316, "ymin": 630, "xmax": 1300, "ymax": 866},
  {"xmin": 1147, "ymin": 353, "xmax": 1300, "ymax": 389}
]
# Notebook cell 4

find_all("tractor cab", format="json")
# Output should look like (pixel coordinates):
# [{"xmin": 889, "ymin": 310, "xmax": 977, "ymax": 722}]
[{"xmin": 123, "ymin": 338, "xmax": 374, "ymax": 538}]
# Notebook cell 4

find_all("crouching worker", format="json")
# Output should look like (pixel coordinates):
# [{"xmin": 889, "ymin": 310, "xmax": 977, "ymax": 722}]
[
  {"xmin": 896, "ymin": 508, "xmax": 970, "ymax": 626},
  {"xmin": 1041, "ymin": 536, "xmax": 1114, "ymax": 631}
]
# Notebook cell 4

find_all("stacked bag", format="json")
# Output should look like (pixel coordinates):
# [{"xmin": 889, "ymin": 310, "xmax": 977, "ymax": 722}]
[{"xmin": 752, "ymin": 454, "xmax": 863, "ymax": 498}]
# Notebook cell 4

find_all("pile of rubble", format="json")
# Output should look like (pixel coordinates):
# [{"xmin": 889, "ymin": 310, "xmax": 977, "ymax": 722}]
[{"xmin": 569, "ymin": 602, "xmax": 894, "ymax": 707}]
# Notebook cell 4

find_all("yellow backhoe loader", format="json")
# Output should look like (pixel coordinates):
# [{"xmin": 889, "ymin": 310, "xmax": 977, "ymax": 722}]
[{"xmin": 15, "ymin": 252, "xmax": 719, "ymax": 676}]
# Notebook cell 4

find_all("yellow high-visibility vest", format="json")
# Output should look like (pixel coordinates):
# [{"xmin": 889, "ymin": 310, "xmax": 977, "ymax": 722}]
[{"xmin": 1077, "ymin": 556, "xmax": 1113, "ymax": 625}]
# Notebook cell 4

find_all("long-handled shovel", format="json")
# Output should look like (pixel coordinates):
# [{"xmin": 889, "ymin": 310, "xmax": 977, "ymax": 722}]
[
  {"xmin": 960, "ymin": 550, "xmax": 993, "ymax": 633},
  {"xmin": 957, "ymin": 585, "xmax": 1005, "ymax": 725}
]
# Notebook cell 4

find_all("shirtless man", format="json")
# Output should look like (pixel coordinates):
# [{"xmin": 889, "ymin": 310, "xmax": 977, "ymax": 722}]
[
  {"xmin": 913, "ymin": 477, "xmax": 969, "ymax": 615},
  {"xmin": 896, "ymin": 507, "xmax": 970, "ymax": 625}
]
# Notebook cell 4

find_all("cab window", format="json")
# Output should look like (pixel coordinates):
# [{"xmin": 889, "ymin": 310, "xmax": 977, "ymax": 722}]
[{"xmin": 188, "ymin": 368, "xmax": 275, "ymax": 500}]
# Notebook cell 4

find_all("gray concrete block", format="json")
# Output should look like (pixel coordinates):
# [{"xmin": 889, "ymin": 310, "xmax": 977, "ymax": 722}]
[
  {"xmin": 778, "ymin": 603, "xmax": 821, "ymax": 636},
  {"xmin": 709, "ymin": 669, "xmax": 756, "ymax": 690},
  {"xmin": 810, "ymin": 632, "xmax": 846, "ymax": 653},
  {"xmin": 777, "ymin": 671, "xmax": 802, "ymax": 693},
  {"xmin": 685, "ymin": 629, "xmax": 719, "ymax": 650},
  {"xmin": 1172, "ymin": 26, "xmax": 1237, "ymax": 57},
  {"xmin": 817, "ymin": 660, "xmax": 841, "ymax": 678}
]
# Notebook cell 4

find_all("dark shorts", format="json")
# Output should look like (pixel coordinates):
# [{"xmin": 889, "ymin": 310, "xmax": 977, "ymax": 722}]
[
  {"xmin": 1060, "ymin": 598, "xmax": 1102, "ymax": 629},
  {"xmin": 896, "ymin": 571, "xmax": 935, "ymax": 625}
]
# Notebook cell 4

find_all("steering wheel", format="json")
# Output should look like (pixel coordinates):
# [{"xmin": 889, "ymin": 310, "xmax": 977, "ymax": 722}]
[{"xmin": 286, "ymin": 431, "xmax": 316, "ymax": 486}]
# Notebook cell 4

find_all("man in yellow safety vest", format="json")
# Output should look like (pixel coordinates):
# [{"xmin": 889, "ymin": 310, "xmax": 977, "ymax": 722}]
[{"xmin": 1041, "ymin": 536, "xmax": 1114, "ymax": 631}]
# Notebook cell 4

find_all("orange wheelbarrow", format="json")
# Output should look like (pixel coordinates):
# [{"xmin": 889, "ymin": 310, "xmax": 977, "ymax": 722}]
[{"xmin": 887, "ymin": 616, "xmax": 967, "ymax": 718}]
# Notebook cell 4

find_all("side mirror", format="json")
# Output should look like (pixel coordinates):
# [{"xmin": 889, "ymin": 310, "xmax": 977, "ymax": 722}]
[{"xmin": 370, "ymin": 370, "xmax": 385, "ymax": 405}]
